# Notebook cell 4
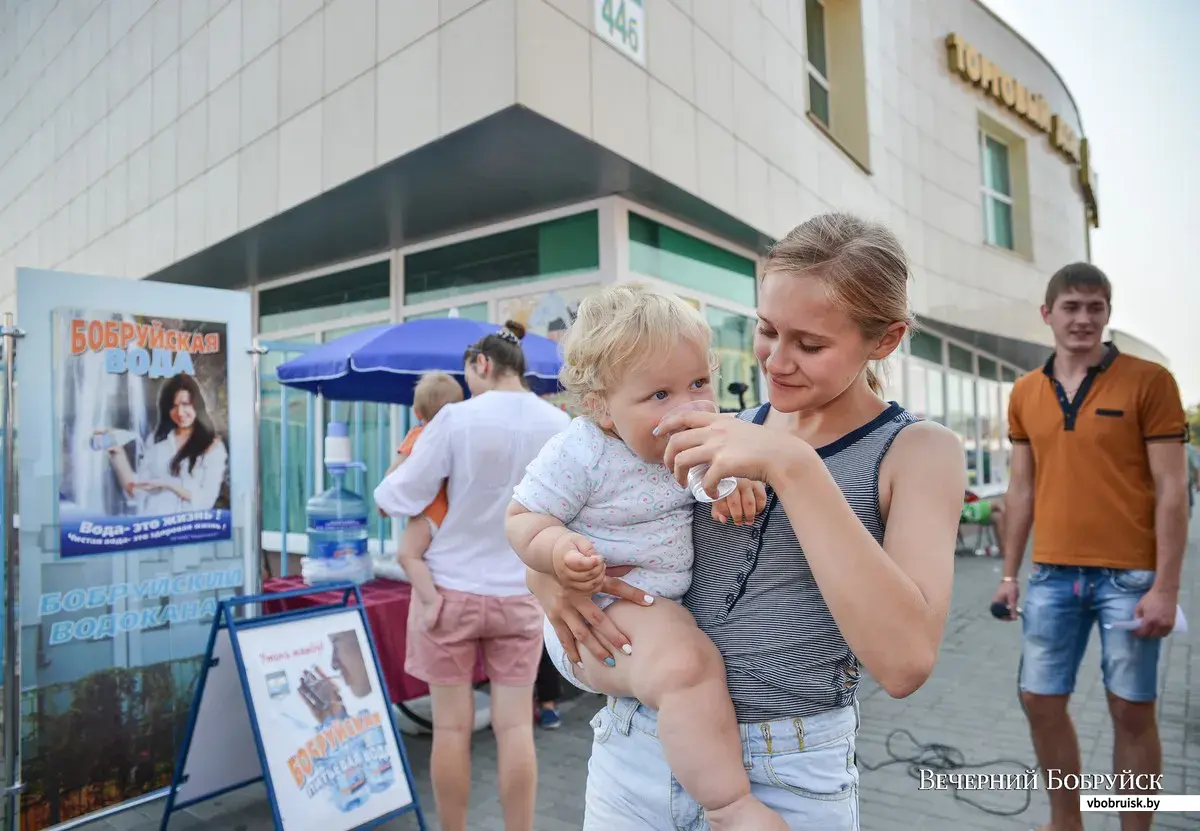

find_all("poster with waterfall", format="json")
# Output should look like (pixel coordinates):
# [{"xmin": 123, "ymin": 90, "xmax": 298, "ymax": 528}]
[
  {"xmin": 54, "ymin": 310, "xmax": 233, "ymax": 557},
  {"xmin": 16, "ymin": 268, "xmax": 255, "ymax": 831}
]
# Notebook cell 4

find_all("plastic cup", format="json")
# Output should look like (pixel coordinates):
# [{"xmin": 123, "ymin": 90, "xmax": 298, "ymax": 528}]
[{"xmin": 659, "ymin": 400, "xmax": 738, "ymax": 503}]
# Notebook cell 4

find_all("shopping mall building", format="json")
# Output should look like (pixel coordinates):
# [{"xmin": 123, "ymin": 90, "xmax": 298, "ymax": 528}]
[{"xmin": 0, "ymin": 0, "xmax": 1168, "ymax": 550}]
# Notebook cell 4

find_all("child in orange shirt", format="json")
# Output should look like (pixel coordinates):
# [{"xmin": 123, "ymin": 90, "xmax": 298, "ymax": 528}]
[{"xmin": 386, "ymin": 372, "xmax": 463, "ymax": 622}]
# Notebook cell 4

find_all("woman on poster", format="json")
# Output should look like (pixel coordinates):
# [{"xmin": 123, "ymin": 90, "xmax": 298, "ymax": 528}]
[{"xmin": 96, "ymin": 373, "xmax": 229, "ymax": 515}]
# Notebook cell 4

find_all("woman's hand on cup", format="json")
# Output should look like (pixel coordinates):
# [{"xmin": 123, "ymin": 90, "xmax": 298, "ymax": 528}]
[
  {"xmin": 526, "ymin": 567, "xmax": 653, "ymax": 665},
  {"xmin": 656, "ymin": 400, "xmax": 738, "ymax": 502},
  {"xmin": 657, "ymin": 407, "xmax": 805, "ymax": 491}
]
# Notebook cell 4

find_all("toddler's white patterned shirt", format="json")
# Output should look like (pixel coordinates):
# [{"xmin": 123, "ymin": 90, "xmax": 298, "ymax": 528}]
[{"xmin": 512, "ymin": 416, "xmax": 694, "ymax": 604}]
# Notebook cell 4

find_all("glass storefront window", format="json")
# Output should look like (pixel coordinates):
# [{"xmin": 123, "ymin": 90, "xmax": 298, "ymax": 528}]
[
  {"xmin": 628, "ymin": 213, "xmax": 756, "ymax": 307},
  {"xmin": 909, "ymin": 330, "xmax": 942, "ymax": 364},
  {"xmin": 926, "ymin": 365, "xmax": 946, "ymax": 425},
  {"xmin": 404, "ymin": 303, "xmax": 489, "ymax": 321},
  {"xmin": 705, "ymin": 307, "xmax": 761, "ymax": 411},
  {"xmin": 946, "ymin": 373, "xmax": 963, "ymax": 435},
  {"xmin": 259, "ymin": 261, "xmax": 390, "ymax": 333},
  {"xmin": 946, "ymin": 374, "xmax": 979, "ymax": 485},
  {"xmin": 1001, "ymin": 365, "xmax": 1019, "ymax": 383},
  {"xmin": 875, "ymin": 350, "xmax": 904, "ymax": 401},
  {"xmin": 980, "ymin": 378, "xmax": 1002, "ymax": 484},
  {"xmin": 324, "ymin": 322, "xmax": 383, "ymax": 342},
  {"xmin": 901, "ymin": 346, "xmax": 1012, "ymax": 485},
  {"xmin": 261, "ymin": 335, "xmax": 317, "ymax": 537},
  {"xmin": 1001, "ymin": 380, "xmax": 1014, "ymax": 448},
  {"xmin": 260, "ymin": 324, "xmax": 395, "ymax": 545},
  {"xmin": 404, "ymin": 211, "xmax": 600, "ymax": 306},
  {"xmin": 906, "ymin": 359, "xmax": 929, "ymax": 420},
  {"xmin": 949, "ymin": 344, "xmax": 973, "ymax": 374}
]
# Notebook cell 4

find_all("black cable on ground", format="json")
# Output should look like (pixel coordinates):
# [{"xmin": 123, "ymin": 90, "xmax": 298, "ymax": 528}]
[
  {"xmin": 855, "ymin": 728, "xmax": 1035, "ymax": 817},
  {"xmin": 856, "ymin": 580, "xmax": 1182, "ymax": 821},
  {"xmin": 854, "ymin": 655, "xmax": 1037, "ymax": 818}
]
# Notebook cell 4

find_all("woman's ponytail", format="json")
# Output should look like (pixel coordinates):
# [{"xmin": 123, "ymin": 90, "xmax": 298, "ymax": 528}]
[
  {"xmin": 464, "ymin": 320, "xmax": 528, "ymax": 378},
  {"xmin": 865, "ymin": 364, "xmax": 883, "ymax": 396}
]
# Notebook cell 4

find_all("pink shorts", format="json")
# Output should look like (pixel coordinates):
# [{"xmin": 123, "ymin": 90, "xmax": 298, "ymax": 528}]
[{"xmin": 406, "ymin": 588, "xmax": 544, "ymax": 687}]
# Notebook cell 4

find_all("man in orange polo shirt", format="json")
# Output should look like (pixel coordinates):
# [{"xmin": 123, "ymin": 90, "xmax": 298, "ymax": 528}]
[{"xmin": 994, "ymin": 263, "xmax": 1189, "ymax": 831}]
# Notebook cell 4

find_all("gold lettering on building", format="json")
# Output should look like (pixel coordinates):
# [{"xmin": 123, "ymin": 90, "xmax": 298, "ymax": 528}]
[
  {"xmin": 1079, "ymin": 137, "xmax": 1099, "ymax": 228},
  {"xmin": 944, "ymin": 33, "xmax": 1080, "ymax": 164}
]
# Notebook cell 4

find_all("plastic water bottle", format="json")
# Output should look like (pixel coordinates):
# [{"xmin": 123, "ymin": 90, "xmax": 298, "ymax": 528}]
[
  {"xmin": 303, "ymin": 422, "xmax": 372, "ymax": 586},
  {"xmin": 321, "ymin": 717, "xmax": 370, "ymax": 813},
  {"xmin": 360, "ymin": 709, "xmax": 396, "ymax": 792},
  {"xmin": 658, "ymin": 401, "xmax": 737, "ymax": 503}
]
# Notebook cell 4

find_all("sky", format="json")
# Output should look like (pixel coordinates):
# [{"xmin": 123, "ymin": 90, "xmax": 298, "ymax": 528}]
[{"xmin": 979, "ymin": 0, "xmax": 1200, "ymax": 405}]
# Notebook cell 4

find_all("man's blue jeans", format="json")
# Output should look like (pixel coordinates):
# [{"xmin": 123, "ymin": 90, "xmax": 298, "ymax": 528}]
[{"xmin": 1019, "ymin": 564, "xmax": 1162, "ymax": 702}]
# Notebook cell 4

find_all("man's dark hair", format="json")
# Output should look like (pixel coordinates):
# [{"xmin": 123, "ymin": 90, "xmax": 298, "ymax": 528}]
[{"xmin": 1045, "ymin": 262, "xmax": 1112, "ymax": 309}]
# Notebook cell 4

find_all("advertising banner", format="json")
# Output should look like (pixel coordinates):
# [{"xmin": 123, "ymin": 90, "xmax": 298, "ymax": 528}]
[
  {"xmin": 495, "ymin": 284, "xmax": 599, "ymax": 344},
  {"xmin": 497, "ymin": 285, "xmax": 599, "ymax": 414},
  {"xmin": 234, "ymin": 608, "xmax": 413, "ymax": 829},
  {"xmin": 56, "ymin": 311, "xmax": 232, "ymax": 557},
  {"xmin": 14, "ymin": 269, "xmax": 256, "ymax": 830}
]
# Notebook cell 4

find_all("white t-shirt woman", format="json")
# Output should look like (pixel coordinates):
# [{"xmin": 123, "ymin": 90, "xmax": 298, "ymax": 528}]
[{"xmin": 373, "ymin": 321, "xmax": 569, "ymax": 831}]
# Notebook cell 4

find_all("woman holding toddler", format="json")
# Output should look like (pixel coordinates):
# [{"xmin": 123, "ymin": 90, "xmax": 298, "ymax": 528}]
[{"xmin": 517, "ymin": 213, "xmax": 965, "ymax": 829}]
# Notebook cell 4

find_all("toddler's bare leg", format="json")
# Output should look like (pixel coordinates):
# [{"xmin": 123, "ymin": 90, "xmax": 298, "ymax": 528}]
[{"xmin": 576, "ymin": 600, "xmax": 786, "ymax": 830}]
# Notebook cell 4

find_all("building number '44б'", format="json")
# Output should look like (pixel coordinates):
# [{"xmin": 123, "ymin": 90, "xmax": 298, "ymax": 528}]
[{"xmin": 595, "ymin": 0, "xmax": 645, "ymax": 66}]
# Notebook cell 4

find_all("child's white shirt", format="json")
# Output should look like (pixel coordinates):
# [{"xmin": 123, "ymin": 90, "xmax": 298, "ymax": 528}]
[{"xmin": 512, "ymin": 416, "xmax": 694, "ymax": 604}]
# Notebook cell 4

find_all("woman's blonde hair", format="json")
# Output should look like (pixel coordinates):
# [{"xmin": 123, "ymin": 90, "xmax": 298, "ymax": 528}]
[
  {"xmin": 558, "ymin": 284, "xmax": 719, "ymax": 414},
  {"xmin": 764, "ymin": 212, "xmax": 914, "ymax": 395}
]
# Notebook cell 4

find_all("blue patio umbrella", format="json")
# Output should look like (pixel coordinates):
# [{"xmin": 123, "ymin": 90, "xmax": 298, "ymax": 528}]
[{"xmin": 274, "ymin": 318, "xmax": 564, "ymax": 405}]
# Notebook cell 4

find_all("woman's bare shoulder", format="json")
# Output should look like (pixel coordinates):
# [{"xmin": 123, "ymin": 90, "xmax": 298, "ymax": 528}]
[
  {"xmin": 877, "ymin": 419, "xmax": 966, "ymax": 555},
  {"xmin": 883, "ymin": 420, "xmax": 965, "ymax": 481},
  {"xmin": 894, "ymin": 418, "xmax": 961, "ymax": 449}
]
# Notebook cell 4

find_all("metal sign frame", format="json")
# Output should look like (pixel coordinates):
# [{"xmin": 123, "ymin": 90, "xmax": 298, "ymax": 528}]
[{"xmin": 159, "ymin": 584, "xmax": 426, "ymax": 831}]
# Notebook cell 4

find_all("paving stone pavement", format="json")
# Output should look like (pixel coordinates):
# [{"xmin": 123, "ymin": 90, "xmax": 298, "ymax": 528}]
[{"xmin": 98, "ymin": 517, "xmax": 1200, "ymax": 830}]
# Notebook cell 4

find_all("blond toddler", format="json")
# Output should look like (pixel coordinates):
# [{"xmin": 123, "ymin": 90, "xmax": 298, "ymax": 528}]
[{"xmin": 506, "ymin": 285, "xmax": 786, "ymax": 830}]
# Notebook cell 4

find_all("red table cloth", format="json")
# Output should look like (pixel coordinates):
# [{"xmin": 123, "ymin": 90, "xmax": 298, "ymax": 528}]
[{"xmin": 262, "ymin": 575, "xmax": 486, "ymax": 703}]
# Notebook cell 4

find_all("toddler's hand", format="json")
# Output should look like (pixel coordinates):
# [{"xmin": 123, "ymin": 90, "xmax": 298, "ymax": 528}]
[
  {"xmin": 711, "ymin": 479, "xmax": 767, "ymax": 526},
  {"xmin": 551, "ymin": 533, "xmax": 605, "ymax": 595}
]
